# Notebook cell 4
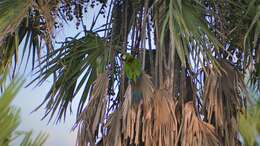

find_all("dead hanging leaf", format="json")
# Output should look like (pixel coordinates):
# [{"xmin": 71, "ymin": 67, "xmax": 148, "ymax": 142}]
[
  {"xmin": 102, "ymin": 110, "xmax": 122, "ymax": 146},
  {"xmin": 204, "ymin": 60, "xmax": 247, "ymax": 146},
  {"xmin": 0, "ymin": 0, "xmax": 32, "ymax": 45},
  {"xmin": 104, "ymin": 73, "xmax": 179, "ymax": 146},
  {"xmin": 32, "ymin": 0, "xmax": 58, "ymax": 51},
  {"xmin": 74, "ymin": 73, "xmax": 109, "ymax": 146},
  {"xmin": 182, "ymin": 102, "xmax": 222, "ymax": 146},
  {"xmin": 143, "ymin": 89, "xmax": 179, "ymax": 146},
  {"xmin": 120, "ymin": 73, "xmax": 155, "ymax": 145}
]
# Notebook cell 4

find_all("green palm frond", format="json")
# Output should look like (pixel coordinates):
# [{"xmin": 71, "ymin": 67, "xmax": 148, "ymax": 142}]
[
  {"xmin": 244, "ymin": 2, "xmax": 260, "ymax": 88},
  {"xmin": 160, "ymin": 0, "xmax": 221, "ymax": 68},
  {"xmin": 239, "ymin": 79, "xmax": 260, "ymax": 146},
  {"xmin": 239, "ymin": 109, "xmax": 259, "ymax": 146},
  {"xmin": 243, "ymin": 0, "xmax": 260, "ymax": 50},
  {"xmin": 0, "ymin": 78, "xmax": 23, "ymax": 146},
  {"xmin": 17, "ymin": 131, "xmax": 48, "ymax": 146},
  {"xmin": 30, "ymin": 32, "xmax": 110, "ymax": 122},
  {"xmin": 0, "ymin": 77, "xmax": 48, "ymax": 146}
]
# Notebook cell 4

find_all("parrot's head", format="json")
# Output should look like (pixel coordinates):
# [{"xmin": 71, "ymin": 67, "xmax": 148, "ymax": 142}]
[{"xmin": 120, "ymin": 53, "xmax": 135, "ymax": 63}]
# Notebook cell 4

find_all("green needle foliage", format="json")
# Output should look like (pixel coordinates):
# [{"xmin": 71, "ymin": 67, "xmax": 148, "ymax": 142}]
[
  {"xmin": 0, "ymin": 76, "xmax": 48, "ymax": 146},
  {"xmin": 30, "ymin": 32, "xmax": 109, "ymax": 121}
]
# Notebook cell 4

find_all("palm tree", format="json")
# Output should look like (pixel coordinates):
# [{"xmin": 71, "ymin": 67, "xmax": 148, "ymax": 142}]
[
  {"xmin": 0, "ymin": 0, "xmax": 259, "ymax": 146},
  {"xmin": 239, "ymin": 78, "xmax": 260, "ymax": 146}
]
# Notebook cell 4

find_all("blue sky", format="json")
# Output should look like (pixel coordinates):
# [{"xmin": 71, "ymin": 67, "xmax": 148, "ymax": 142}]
[
  {"xmin": 11, "ymin": 6, "xmax": 107, "ymax": 145},
  {"xmin": 13, "ymin": 80, "xmax": 78, "ymax": 146},
  {"xmin": 11, "ymin": 22, "xmax": 81, "ymax": 145},
  {"xmin": 9, "ymin": 3, "xmax": 111, "ymax": 145}
]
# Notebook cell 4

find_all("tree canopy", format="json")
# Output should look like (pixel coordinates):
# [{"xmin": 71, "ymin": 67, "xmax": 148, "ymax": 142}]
[{"xmin": 0, "ymin": 0, "xmax": 259, "ymax": 146}]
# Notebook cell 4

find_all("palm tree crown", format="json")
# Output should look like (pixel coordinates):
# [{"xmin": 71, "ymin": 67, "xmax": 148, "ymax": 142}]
[{"xmin": 0, "ymin": 0, "xmax": 259, "ymax": 145}]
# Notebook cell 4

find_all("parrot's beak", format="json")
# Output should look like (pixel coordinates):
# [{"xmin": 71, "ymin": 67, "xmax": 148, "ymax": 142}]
[{"xmin": 120, "ymin": 54, "xmax": 127, "ymax": 61}]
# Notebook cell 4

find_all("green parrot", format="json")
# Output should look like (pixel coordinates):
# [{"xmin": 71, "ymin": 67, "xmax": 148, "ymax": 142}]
[
  {"xmin": 121, "ymin": 53, "xmax": 143, "ymax": 104},
  {"xmin": 122, "ymin": 53, "xmax": 142, "ymax": 83}
]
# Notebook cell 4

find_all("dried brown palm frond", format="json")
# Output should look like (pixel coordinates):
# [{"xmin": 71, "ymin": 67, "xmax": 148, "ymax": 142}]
[
  {"xmin": 122, "ymin": 73, "xmax": 154, "ymax": 145},
  {"xmin": 104, "ymin": 73, "xmax": 179, "ymax": 146},
  {"xmin": 144, "ymin": 89, "xmax": 179, "ymax": 146},
  {"xmin": 0, "ymin": 0, "xmax": 59, "ymax": 76},
  {"xmin": 32, "ymin": 0, "xmax": 59, "ymax": 51},
  {"xmin": 0, "ymin": 0, "xmax": 32, "ymax": 44},
  {"xmin": 182, "ymin": 101, "xmax": 222, "ymax": 146},
  {"xmin": 204, "ymin": 60, "xmax": 247, "ymax": 146},
  {"xmin": 112, "ymin": 73, "xmax": 155, "ymax": 146},
  {"xmin": 0, "ymin": 0, "xmax": 32, "ymax": 75},
  {"xmin": 102, "ymin": 109, "xmax": 122, "ymax": 146},
  {"xmin": 74, "ymin": 73, "xmax": 109, "ymax": 146}
]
